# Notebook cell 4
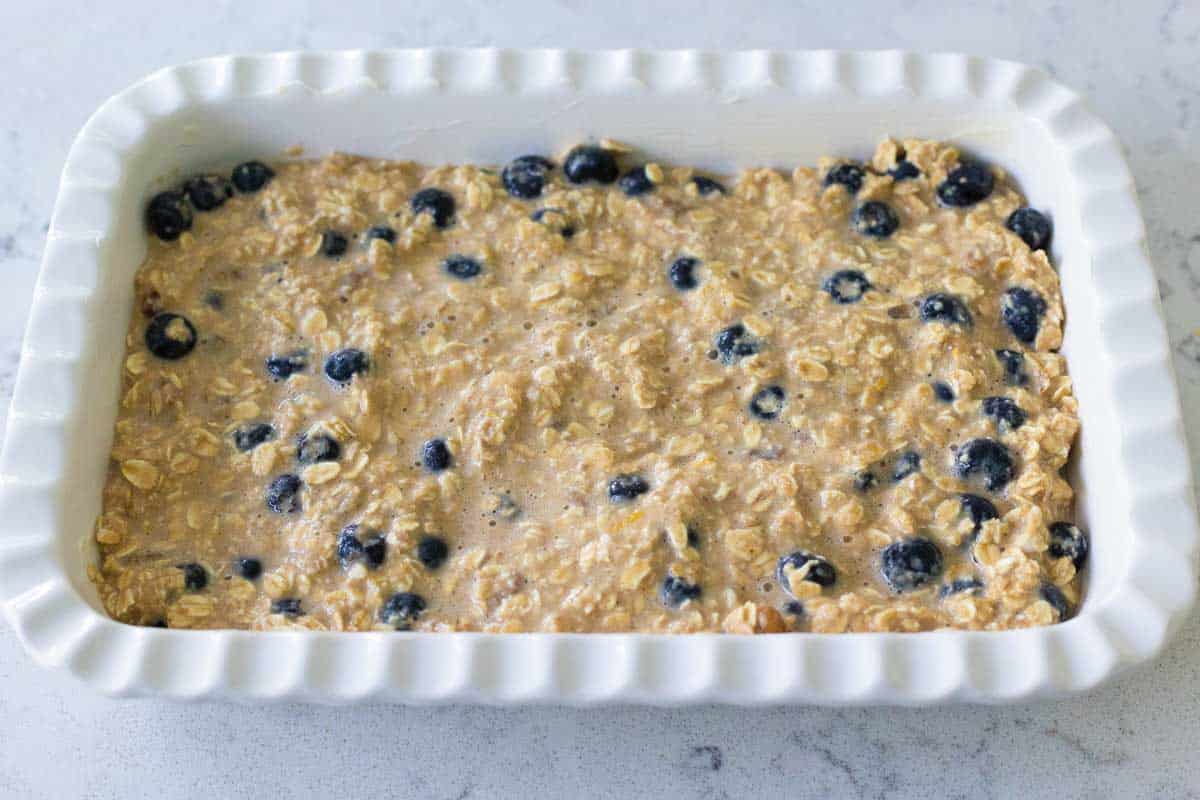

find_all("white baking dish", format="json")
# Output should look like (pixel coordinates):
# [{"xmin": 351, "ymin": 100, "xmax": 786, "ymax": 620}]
[{"xmin": 0, "ymin": 49, "xmax": 1195, "ymax": 705}]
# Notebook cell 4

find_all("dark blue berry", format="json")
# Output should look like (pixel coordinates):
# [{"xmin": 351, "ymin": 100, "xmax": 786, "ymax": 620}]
[
  {"xmin": 320, "ymin": 231, "xmax": 348, "ymax": 257},
  {"xmin": 411, "ymin": 188, "xmax": 455, "ymax": 228},
  {"xmin": 530, "ymin": 207, "xmax": 575, "ymax": 238},
  {"xmin": 982, "ymin": 396, "xmax": 1026, "ymax": 431},
  {"xmin": 502, "ymin": 155, "xmax": 554, "ymax": 200},
  {"xmin": 443, "ymin": 254, "xmax": 482, "ymax": 280},
  {"xmin": 608, "ymin": 474, "xmax": 649, "ymax": 501},
  {"xmin": 145, "ymin": 190, "xmax": 193, "ymax": 241},
  {"xmin": 231, "ymin": 161, "xmax": 274, "ymax": 193},
  {"xmin": 919, "ymin": 293, "xmax": 972, "ymax": 326},
  {"xmin": 668, "ymin": 256, "xmax": 700, "ymax": 290},
  {"xmin": 421, "ymin": 438, "xmax": 452, "ymax": 472},
  {"xmin": 563, "ymin": 146, "xmax": 618, "ymax": 184},
  {"xmin": 182, "ymin": 174, "xmax": 234, "ymax": 211},
  {"xmin": 234, "ymin": 557, "xmax": 262, "ymax": 580},
  {"xmin": 266, "ymin": 474, "xmax": 302, "ymax": 514},
  {"xmin": 939, "ymin": 577, "xmax": 983, "ymax": 598},
  {"xmin": 995, "ymin": 349, "xmax": 1027, "ymax": 386},
  {"xmin": 1040, "ymin": 581, "xmax": 1071, "ymax": 620},
  {"xmin": 783, "ymin": 601, "xmax": 805, "ymax": 616},
  {"xmin": 776, "ymin": 551, "xmax": 837, "ymax": 596},
  {"xmin": 892, "ymin": 451, "xmax": 921, "ymax": 481},
  {"xmin": 270, "ymin": 598, "xmax": 303, "ymax": 618},
  {"xmin": 1001, "ymin": 287, "xmax": 1046, "ymax": 345},
  {"xmin": 417, "ymin": 536, "xmax": 449, "ymax": 569},
  {"xmin": 889, "ymin": 160, "xmax": 920, "ymax": 181},
  {"xmin": 937, "ymin": 161, "xmax": 995, "ymax": 207},
  {"xmin": 822, "ymin": 269, "xmax": 871, "ymax": 304},
  {"xmin": 179, "ymin": 563, "xmax": 208, "ymax": 591},
  {"xmin": 324, "ymin": 348, "xmax": 369, "ymax": 383},
  {"xmin": 959, "ymin": 493, "xmax": 999, "ymax": 537},
  {"xmin": 714, "ymin": 324, "xmax": 760, "ymax": 364},
  {"xmin": 932, "ymin": 381, "xmax": 955, "ymax": 402},
  {"xmin": 1006, "ymin": 208, "xmax": 1052, "ymax": 251},
  {"xmin": 234, "ymin": 423, "xmax": 276, "ymax": 452},
  {"xmin": 749, "ymin": 385, "xmax": 785, "ymax": 420},
  {"xmin": 266, "ymin": 350, "xmax": 307, "ymax": 380},
  {"xmin": 365, "ymin": 225, "xmax": 396, "ymax": 243},
  {"xmin": 145, "ymin": 312, "xmax": 197, "ymax": 360},
  {"xmin": 824, "ymin": 163, "xmax": 865, "ymax": 194},
  {"xmin": 852, "ymin": 201, "xmax": 900, "ymax": 238},
  {"xmin": 1048, "ymin": 522, "xmax": 1088, "ymax": 568},
  {"xmin": 880, "ymin": 537, "xmax": 944, "ymax": 592},
  {"xmin": 380, "ymin": 592, "xmax": 426, "ymax": 628},
  {"xmin": 692, "ymin": 176, "xmax": 726, "ymax": 195},
  {"xmin": 337, "ymin": 524, "xmax": 365, "ymax": 567},
  {"xmin": 618, "ymin": 166, "xmax": 654, "ymax": 196},
  {"xmin": 953, "ymin": 438, "xmax": 1015, "ymax": 491},
  {"xmin": 660, "ymin": 575, "xmax": 702, "ymax": 608},
  {"xmin": 363, "ymin": 534, "xmax": 387, "ymax": 569},
  {"xmin": 854, "ymin": 470, "xmax": 878, "ymax": 492},
  {"xmin": 296, "ymin": 433, "xmax": 339, "ymax": 464}
]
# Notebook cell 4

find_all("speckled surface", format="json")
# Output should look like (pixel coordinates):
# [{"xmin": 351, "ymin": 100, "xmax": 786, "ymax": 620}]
[{"xmin": 2, "ymin": 2, "xmax": 1199, "ymax": 798}]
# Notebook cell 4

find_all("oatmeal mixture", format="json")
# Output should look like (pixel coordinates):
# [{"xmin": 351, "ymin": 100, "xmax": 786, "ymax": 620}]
[{"xmin": 91, "ymin": 138, "xmax": 1088, "ymax": 633}]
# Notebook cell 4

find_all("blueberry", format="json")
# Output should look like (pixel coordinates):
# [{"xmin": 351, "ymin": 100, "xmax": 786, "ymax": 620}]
[
  {"xmin": 443, "ymin": 254, "xmax": 482, "ymax": 280},
  {"xmin": 939, "ymin": 577, "xmax": 983, "ymax": 598},
  {"xmin": 660, "ymin": 575, "xmax": 702, "ymax": 608},
  {"xmin": 421, "ymin": 438, "xmax": 452, "ymax": 472},
  {"xmin": 563, "ymin": 146, "xmax": 618, "ymax": 184},
  {"xmin": 824, "ymin": 163, "xmax": 865, "ymax": 194},
  {"xmin": 937, "ymin": 161, "xmax": 995, "ymax": 207},
  {"xmin": 296, "ymin": 433, "xmax": 339, "ymax": 464},
  {"xmin": 880, "ymin": 537, "xmax": 944, "ymax": 592},
  {"xmin": 234, "ymin": 557, "xmax": 262, "ymax": 580},
  {"xmin": 919, "ymin": 293, "xmax": 973, "ymax": 326},
  {"xmin": 530, "ymin": 208, "xmax": 575, "ymax": 238},
  {"xmin": 618, "ymin": 166, "xmax": 655, "ymax": 196},
  {"xmin": 179, "ymin": 563, "xmax": 208, "ymax": 591},
  {"xmin": 1040, "ymin": 581, "xmax": 1071, "ymax": 620},
  {"xmin": 337, "ymin": 524, "xmax": 365, "ymax": 567},
  {"xmin": 854, "ymin": 470, "xmax": 878, "ymax": 492},
  {"xmin": 411, "ymin": 188, "xmax": 455, "ymax": 228},
  {"xmin": 324, "ymin": 348, "xmax": 369, "ymax": 383},
  {"xmin": 1001, "ymin": 287, "xmax": 1046, "ymax": 345},
  {"xmin": 714, "ymin": 324, "xmax": 760, "ymax": 364},
  {"xmin": 365, "ymin": 225, "xmax": 396, "ymax": 243},
  {"xmin": 822, "ymin": 269, "xmax": 871, "ymax": 304},
  {"xmin": 145, "ymin": 190, "xmax": 193, "ymax": 241},
  {"xmin": 231, "ymin": 161, "xmax": 274, "ymax": 193},
  {"xmin": 145, "ymin": 312, "xmax": 197, "ymax": 360},
  {"xmin": 320, "ymin": 230, "xmax": 348, "ymax": 257},
  {"xmin": 692, "ymin": 176, "xmax": 726, "ymax": 195},
  {"xmin": 1048, "ymin": 522, "xmax": 1089, "ymax": 568},
  {"xmin": 182, "ymin": 174, "xmax": 234, "ymax": 212},
  {"xmin": 852, "ymin": 201, "xmax": 900, "ymax": 238},
  {"xmin": 959, "ymin": 493, "xmax": 999, "ymax": 537},
  {"xmin": 932, "ymin": 381, "xmax": 955, "ymax": 402},
  {"xmin": 270, "ymin": 598, "xmax": 304, "ymax": 618},
  {"xmin": 982, "ymin": 396, "xmax": 1027, "ymax": 431},
  {"xmin": 668, "ymin": 256, "xmax": 700, "ymax": 290},
  {"xmin": 608, "ymin": 474, "xmax": 649, "ymax": 501},
  {"xmin": 234, "ymin": 422, "xmax": 276, "ymax": 452},
  {"xmin": 266, "ymin": 351, "xmax": 307, "ymax": 380},
  {"xmin": 1006, "ymin": 208, "xmax": 1052, "ymax": 251},
  {"xmin": 995, "ymin": 349, "xmax": 1027, "ymax": 386},
  {"xmin": 783, "ymin": 601, "xmax": 805, "ymax": 616},
  {"xmin": 502, "ymin": 155, "xmax": 554, "ymax": 200},
  {"xmin": 363, "ymin": 534, "xmax": 387, "ymax": 569},
  {"xmin": 892, "ymin": 451, "xmax": 921, "ymax": 481},
  {"xmin": 889, "ymin": 160, "xmax": 920, "ymax": 181},
  {"xmin": 776, "ymin": 550, "xmax": 837, "ymax": 596},
  {"xmin": 380, "ymin": 592, "xmax": 426, "ymax": 628},
  {"xmin": 749, "ymin": 385, "xmax": 786, "ymax": 420},
  {"xmin": 953, "ymin": 438, "xmax": 1015, "ymax": 491},
  {"xmin": 266, "ymin": 474, "xmax": 302, "ymax": 514},
  {"xmin": 417, "ymin": 536, "xmax": 449, "ymax": 569}
]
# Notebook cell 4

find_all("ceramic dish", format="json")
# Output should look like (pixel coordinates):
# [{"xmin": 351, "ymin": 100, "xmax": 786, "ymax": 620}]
[{"xmin": 0, "ymin": 49, "xmax": 1195, "ymax": 705}]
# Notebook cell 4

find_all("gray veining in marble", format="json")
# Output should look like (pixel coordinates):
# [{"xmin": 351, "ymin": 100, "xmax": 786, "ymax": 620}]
[{"xmin": 1, "ymin": 2, "xmax": 1199, "ymax": 798}]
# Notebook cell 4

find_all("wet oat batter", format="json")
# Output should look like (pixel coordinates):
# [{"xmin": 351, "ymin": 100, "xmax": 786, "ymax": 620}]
[{"xmin": 91, "ymin": 138, "xmax": 1087, "ymax": 633}]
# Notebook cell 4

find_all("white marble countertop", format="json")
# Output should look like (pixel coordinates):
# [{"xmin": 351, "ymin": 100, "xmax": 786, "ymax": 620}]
[{"xmin": 2, "ymin": 2, "xmax": 1199, "ymax": 797}]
